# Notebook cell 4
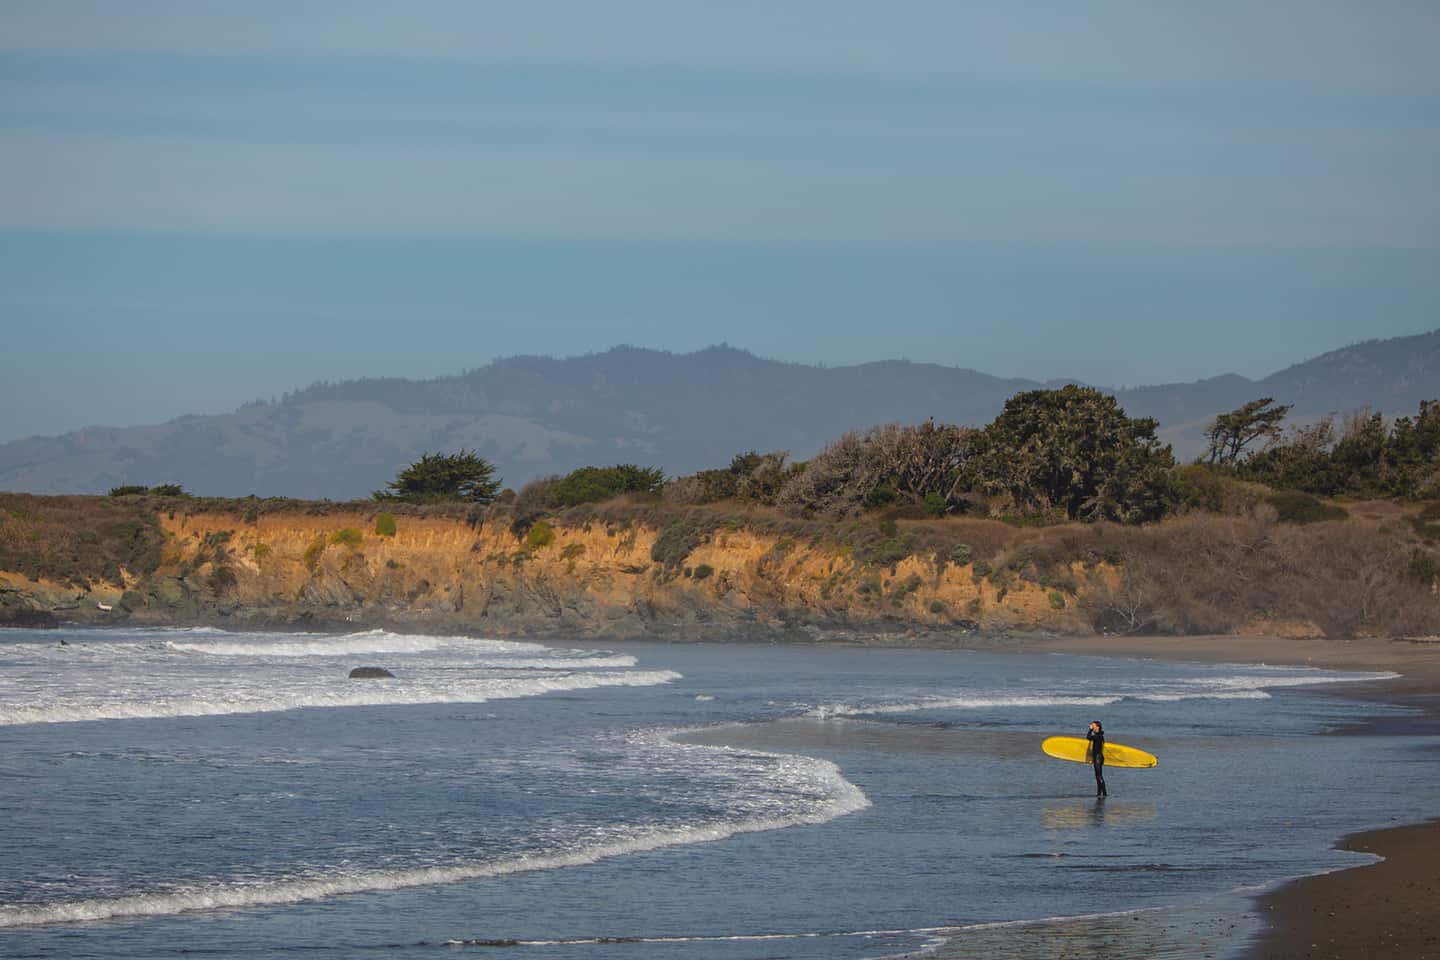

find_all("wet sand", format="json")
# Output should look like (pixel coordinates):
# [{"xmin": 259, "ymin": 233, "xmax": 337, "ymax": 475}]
[
  {"xmin": 1245, "ymin": 818, "xmax": 1440, "ymax": 959},
  {"xmin": 1014, "ymin": 633, "xmax": 1440, "ymax": 959}
]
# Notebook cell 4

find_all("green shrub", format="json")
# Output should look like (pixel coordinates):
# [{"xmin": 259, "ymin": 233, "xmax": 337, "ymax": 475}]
[
  {"xmin": 1039, "ymin": 572, "xmax": 1079, "ymax": 593},
  {"xmin": 923, "ymin": 492, "xmax": 947, "ymax": 517},
  {"xmin": 152, "ymin": 484, "xmax": 187, "ymax": 497},
  {"xmin": 252, "ymin": 542, "xmax": 271, "ymax": 560},
  {"xmin": 548, "ymin": 464, "xmax": 666, "ymax": 507},
  {"xmin": 386, "ymin": 558, "xmax": 400, "ymax": 570},
  {"xmin": 208, "ymin": 565, "xmax": 237, "ymax": 594},
  {"xmin": 330, "ymin": 527, "xmax": 363, "ymax": 547},
  {"xmin": 1171, "ymin": 464, "xmax": 1228, "ymax": 513},
  {"xmin": 1266, "ymin": 491, "xmax": 1348, "ymax": 525},
  {"xmin": 302, "ymin": 536, "xmax": 326, "ymax": 572},
  {"xmin": 889, "ymin": 573, "xmax": 924, "ymax": 605},
  {"xmin": 947, "ymin": 543, "xmax": 973, "ymax": 566},
  {"xmin": 929, "ymin": 599, "xmax": 946, "ymax": 614},
  {"xmin": 877, "ymin": 517, "xmax": 899, "ymax": 537},
  {"xmin": 651, "ymin": 518, "xmax": 707, "ymax": 569},
  {"xmin": 999, "ymin": 508, "xmax": 1069, "ymax": 528},
  {"xmin": 1048, "ymin": 589, "xmax": 1067, "ymax": 610},
  {"xmin": 1410, "ymin": 503, "xmax": 1440, "ymax": 540},
  {"xmin": 374, "ymin": 512, "xmax": 397, "ymax": 537},
  {"xmin": 108, "ymin": 485, "xmax": 150, "ymax": 497},
  {"xmin": 526, "ymin": 520, "xmax": 556, "ymax": 550},
  {"xmin": 862, "ymin": 536, "xmax": 912, "ymax": 568},
  {"xmin": 692, "ymin": 563, "xmax": 714, "ymax": 580},
  {"xmin": 864, "ymin": 485, "xmax": 899, "ymax": 510}
]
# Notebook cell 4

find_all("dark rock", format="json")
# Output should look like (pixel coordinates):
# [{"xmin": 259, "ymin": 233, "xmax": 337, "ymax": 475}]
[
  {"xmin": 0, "ymin": 607, "xmax": 59, "ymax": 629},
  {"xmin": 348, "ymin": 666, "xmax": 395, "ymax": 679}
]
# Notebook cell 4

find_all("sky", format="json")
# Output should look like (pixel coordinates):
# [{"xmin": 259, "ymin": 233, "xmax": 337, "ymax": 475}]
[{"xmin": 2, "ymin": 1, "xmax": 1437, "ymax": 443}]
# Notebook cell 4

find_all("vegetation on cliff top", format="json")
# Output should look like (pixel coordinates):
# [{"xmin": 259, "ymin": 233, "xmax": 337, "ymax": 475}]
[
  {"xmin": 0, "ymin": 494, "xmax": 165, "ymax": 586},
  {"xmin": 373, "ymin": 450, "xmax": 502, "ymax": 504},
  {"xmin": 2, "ymin": 387, "xmax": 1437, "ymax": 640}
]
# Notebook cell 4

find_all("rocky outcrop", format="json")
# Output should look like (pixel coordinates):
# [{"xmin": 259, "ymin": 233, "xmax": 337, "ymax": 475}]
[{"xmin": 348, "ymin": 666, "xmax": 396, "ymax": 679}]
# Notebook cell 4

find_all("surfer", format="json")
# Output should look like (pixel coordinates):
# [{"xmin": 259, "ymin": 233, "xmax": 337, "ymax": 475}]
[{"xmin": 1087, "ymin": 721, "xmax": 1107, "ymax": 798}]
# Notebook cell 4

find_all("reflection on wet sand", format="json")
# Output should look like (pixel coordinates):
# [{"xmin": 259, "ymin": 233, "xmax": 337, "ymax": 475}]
[
  {"xmin": 914, "ymin": 889, "xmax": 1261, "ymax": 960},
  {"xmin": 1042, "ymin": 799, "xmax": 1158, "ymax": 829},
  {"xmin": 679, "ymin": 716, "xmax": 1041, "ymax": 758}
]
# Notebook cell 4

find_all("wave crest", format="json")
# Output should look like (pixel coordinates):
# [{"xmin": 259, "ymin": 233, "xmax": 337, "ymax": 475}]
[{"xmin": 0, "ymin": 737, "xmax": 869, "ymax": 928}]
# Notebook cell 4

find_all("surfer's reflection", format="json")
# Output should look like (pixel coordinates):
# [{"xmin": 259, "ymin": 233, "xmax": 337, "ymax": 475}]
[{"xmin": 1042, "ymin": 800, "xmax": 1157, "ymax": 829}]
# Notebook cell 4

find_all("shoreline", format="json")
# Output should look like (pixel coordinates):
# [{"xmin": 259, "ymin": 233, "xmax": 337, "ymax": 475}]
[
  {"xmin": 1009, "ymin": 632, "xmax": 1440, "ymax": 960},
  {"xmin": 13, "ymin": 620, "xmax": 1440, "ymax": 956},
  {"xmin": 1243, "ymin": 819, "xmax": 1440, "ymax": 960},
  {"xmin": 660, "ymin": 628, "xmax": 1440, "ymax": 959},
  {"xmin": 674, "ymin": 629, "xmax": 1440, "ymax": 959}
]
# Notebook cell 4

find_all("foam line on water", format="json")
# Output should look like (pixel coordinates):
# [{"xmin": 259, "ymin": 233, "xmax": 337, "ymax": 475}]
[
  {"xmin": 0, "ymin": 670, "xmax": 681, "ymax": 726},
  {"xmin": 807, "ymin": 695, "xmax": 1119, "ymax": 719},
  {"xmin": 165, "ymin": 629, "xmax": 549, "ymax": 658},
  {"xmin": 0, "ymin": 736, "xmax": 870, "ymax": 928},
  {"xmin": 803, "ymin": 667, "xmax": 1401, "ymax": 720}
]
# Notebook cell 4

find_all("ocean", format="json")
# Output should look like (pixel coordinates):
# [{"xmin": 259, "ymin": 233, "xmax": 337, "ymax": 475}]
[{"xmin": 2, "ymin": 626, "xmax": 1437, "ymax": 959}]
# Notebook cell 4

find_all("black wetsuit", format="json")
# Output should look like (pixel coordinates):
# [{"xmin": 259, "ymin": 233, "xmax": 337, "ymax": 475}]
[{"xmin": 1087, "ymin": 728, "xmax": 1107, "ymax": 797}]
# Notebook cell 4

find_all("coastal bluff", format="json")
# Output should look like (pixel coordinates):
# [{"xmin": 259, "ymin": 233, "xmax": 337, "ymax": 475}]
[
  {"xmin": 1, "ymin": 493, "xmax": 1434, "ymax": 641},
  {"xmin": 0, "ymin": 498, "xmax": 1094, "ymax": 640}
]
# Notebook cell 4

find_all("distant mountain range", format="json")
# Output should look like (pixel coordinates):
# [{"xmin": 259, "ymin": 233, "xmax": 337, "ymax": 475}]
[{"xmin": 2, "ymin": 331, "xmax": 1436, "ymax": 499}]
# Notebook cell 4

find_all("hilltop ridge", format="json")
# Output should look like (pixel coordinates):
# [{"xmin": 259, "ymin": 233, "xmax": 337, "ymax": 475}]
[{"xmin": 1, "ymin": 332, "xmax": 1435, "ymax": 500}]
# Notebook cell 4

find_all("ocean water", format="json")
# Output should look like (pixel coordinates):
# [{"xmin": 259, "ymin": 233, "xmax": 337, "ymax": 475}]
[{"xmin": 2, "ymin": 626, "xmax": 1437, "ymax": 960}]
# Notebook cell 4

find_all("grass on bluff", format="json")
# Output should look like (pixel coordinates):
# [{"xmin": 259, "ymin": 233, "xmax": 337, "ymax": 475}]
[
  {"xmin": 2, "ymin": 487, "xmax": 1435, "ymax": 640},
  {"xmin": 0, "ymin": 493, "xmax": 165, "ymax": 587}
]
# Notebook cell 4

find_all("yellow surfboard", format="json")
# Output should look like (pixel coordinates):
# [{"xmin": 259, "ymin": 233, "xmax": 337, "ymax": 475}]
[{"xmin": 1042, "ymin": 736, "xmax": 1158, "ymax": 769}]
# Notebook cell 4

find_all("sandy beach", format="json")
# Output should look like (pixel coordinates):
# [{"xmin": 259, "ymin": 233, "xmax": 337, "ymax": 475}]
[{"xmin": 1015, "ymin": 633, "xmax": 1440, "ymax": 959}]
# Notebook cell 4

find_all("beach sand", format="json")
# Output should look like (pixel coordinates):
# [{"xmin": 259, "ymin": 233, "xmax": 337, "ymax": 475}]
[
  {"xmin": 1246, "ymin": 819, "xmax": 1440, "ymax": 959},
  {"xmin": 1015, "ymin": 633, "xmax": 1440, "ymax": 960}
]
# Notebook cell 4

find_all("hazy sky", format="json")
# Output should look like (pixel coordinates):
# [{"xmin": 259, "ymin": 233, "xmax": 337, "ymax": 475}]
[{"xmin": 3, "ymin": 2, "xmax": 1437, "ymax": 442}]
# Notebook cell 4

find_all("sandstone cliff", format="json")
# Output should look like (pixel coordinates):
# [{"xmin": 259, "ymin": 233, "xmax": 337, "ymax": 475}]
[
  {"xmin": 3, "ymin": 495, "xmax": 1434, "ymax": 641},
  {"xmin": 0, "ymin": 501, "xmax": 1092, "ymax": 640}
]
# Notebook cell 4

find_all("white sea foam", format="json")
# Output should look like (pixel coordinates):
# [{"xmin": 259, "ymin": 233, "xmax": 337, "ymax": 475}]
[
  {"xmin": 804, "ymin": 667, "xmax": 1400, "ymax": 719},
  {"xmin": 0, "ymin": 670, "xmax": 681, "ymax": 727},
  {"xmin": 0, "ymin": 737, "xmax": 869, "ymax": 928},
  {"xmin": 0, "ymin": 628, "xmax": 656, "ymax": 726},
  {"xmin": 808, "ymin": 695, "xmax": 1121, "ymax": 720},
  {"xmin": 165, "ymin": 629, "xmax": 546, "ymax": 658}
]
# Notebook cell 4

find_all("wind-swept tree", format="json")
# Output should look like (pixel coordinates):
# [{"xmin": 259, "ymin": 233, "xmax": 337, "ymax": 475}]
[
  {"xmin": 1203, "ymin": 397, "xmax": 1292, "ymax": 466},
  {"xmin": 373, "ymin": 450, "xmax": 502, "ymax": 504}
]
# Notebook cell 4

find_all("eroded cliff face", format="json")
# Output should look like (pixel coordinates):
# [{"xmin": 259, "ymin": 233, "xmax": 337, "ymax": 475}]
[{"xmin": 57, "ymin": 509, "xmax": 1096, "ymax": 639}]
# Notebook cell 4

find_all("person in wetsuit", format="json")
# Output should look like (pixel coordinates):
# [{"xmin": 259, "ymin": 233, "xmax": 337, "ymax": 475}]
[{"xmin": 1087, "ymin": 720, "xmax": 1108, "ymax": 798}]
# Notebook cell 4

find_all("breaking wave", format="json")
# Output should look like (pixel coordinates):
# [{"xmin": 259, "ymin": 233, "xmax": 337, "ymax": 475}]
[
  {"xmin": 0, "ymin": 737, "xmax": 869, "ymax": 928},
  {"xmin": 165, "ymin": 629, "xmax": 564, "ymax": 660},
  {"xmin": 803, "ymin": 666, "xmax": 1401, "ymax": 719},
  {"xmin": 808, "ymin": 694, "xmax": 1119, "ymax": 720},
  {"xmin": 0, "ymin": 669, "xmax": 680, "ymax": 727}
]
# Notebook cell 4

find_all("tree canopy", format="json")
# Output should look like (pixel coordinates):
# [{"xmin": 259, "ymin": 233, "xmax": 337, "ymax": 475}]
[
  {"xmin": 1241, "ymin": 400, "xmax": 1440, "ymax": 499},
  {"xmin": 971, "ymin": 385, "xmax": 1174, "ymax": 523},
  {"xmin": 545, "ymin": 464, "xmax": 666, "ymax": 507},
  {"xmin": 1203, "ymin": 397, "xmax": 1291, "ymax": 466},
  {"xmin": 373, "ymin": 450, "xmax": 502, "ymax": 504}
]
